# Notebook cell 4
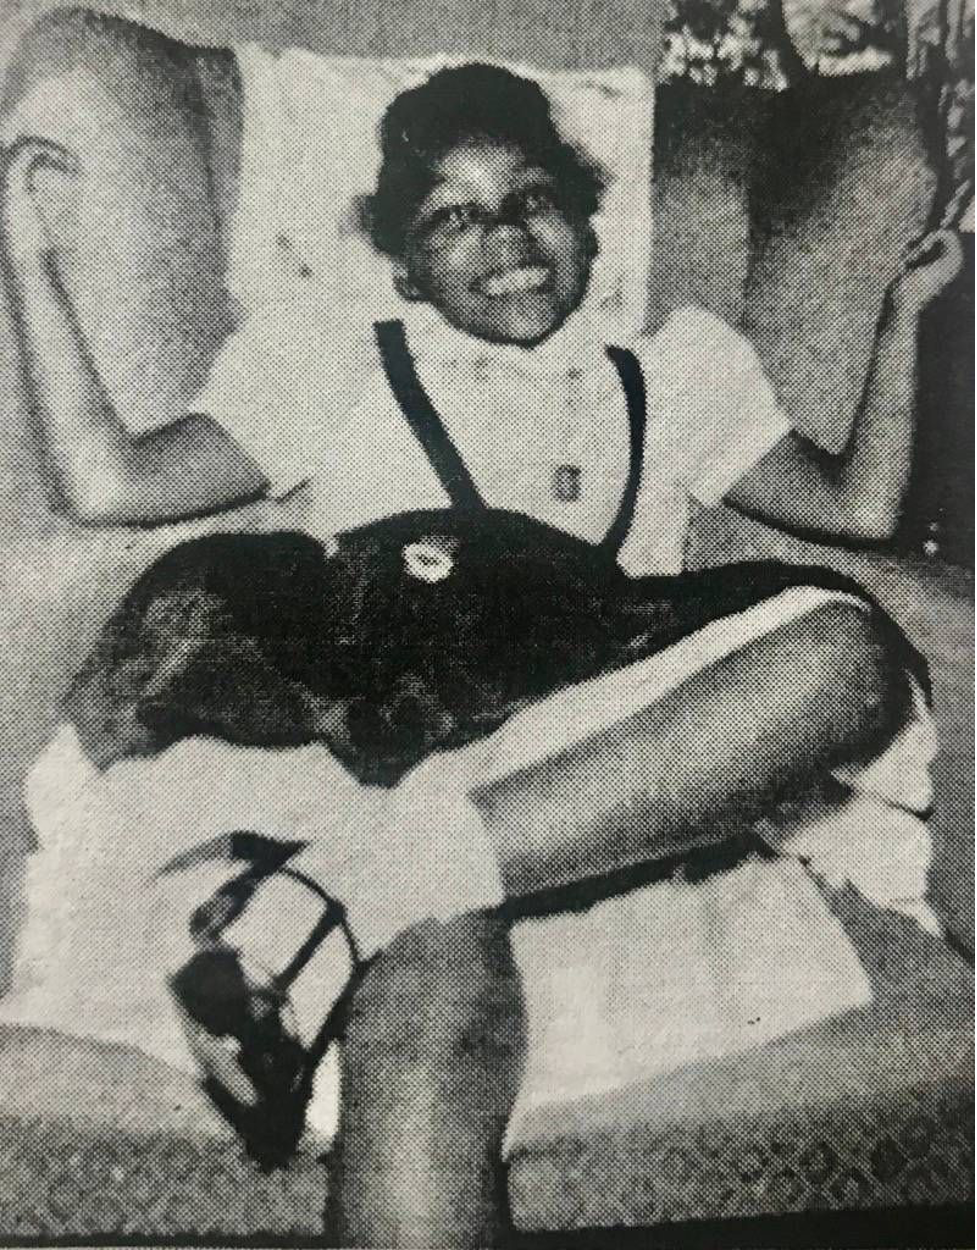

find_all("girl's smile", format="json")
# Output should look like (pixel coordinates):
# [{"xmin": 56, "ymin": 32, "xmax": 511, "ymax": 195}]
[
  {"xmin": 475, "ymin": 264, "xmax": 553, "ymax": 298},
  {"xmin": 396, "ymin": 141, "xmax": 595, "ymax": 347}
]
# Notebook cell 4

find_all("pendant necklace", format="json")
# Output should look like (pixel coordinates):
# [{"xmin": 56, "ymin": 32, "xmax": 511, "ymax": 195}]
[{"xmin": 551, "ymin": 367, "xmax": 584, "ymax": 502}]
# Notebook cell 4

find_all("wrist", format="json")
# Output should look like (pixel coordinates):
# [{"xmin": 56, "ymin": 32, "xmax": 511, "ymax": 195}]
[{"xmin": 880, "ymin": 283, "xmax": 922, "ymax": 332}]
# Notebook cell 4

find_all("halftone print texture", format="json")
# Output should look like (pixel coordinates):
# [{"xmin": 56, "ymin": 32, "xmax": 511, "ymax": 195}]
[{"xmin": 0, "ymin": 2, "xmax": 971, "ymax": 1247}]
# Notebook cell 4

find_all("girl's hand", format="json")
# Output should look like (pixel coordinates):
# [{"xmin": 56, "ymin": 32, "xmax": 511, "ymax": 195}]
[
  {"xmin": 0, "ymin": 135, "xmax": 80, "ymax": 264},
  {"xmin": 888, "ymin": 229, "xmax": 964, "ymax": 318}
]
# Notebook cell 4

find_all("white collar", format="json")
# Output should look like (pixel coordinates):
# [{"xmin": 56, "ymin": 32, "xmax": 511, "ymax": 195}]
[{"xmin": 399, "ymin": 301, "xmax": 611, "ymax": 381}]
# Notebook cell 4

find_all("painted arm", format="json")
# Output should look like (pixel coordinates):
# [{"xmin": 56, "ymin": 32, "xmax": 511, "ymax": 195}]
[
  {"xmin": 726, "ymin": 230, "xmax": 963, "ymax": 543},
  {"xmin": 1, "ymin": 138, "xmax": 268, "ymax": 526}
]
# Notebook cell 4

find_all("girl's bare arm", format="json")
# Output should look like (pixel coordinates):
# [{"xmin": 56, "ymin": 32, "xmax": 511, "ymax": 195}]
[
  {"xmin": 1, "ymin": 138, "xmax": 268, "ymax": 526},
  {"xmin": 726, "ymin": 230, "xmax": 963, "ymax": 544}
]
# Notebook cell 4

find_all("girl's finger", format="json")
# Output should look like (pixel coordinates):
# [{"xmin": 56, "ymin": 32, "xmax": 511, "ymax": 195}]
[
  {"xmin": 940, "ymin": 181, "xmax": 974, "ymax": 231},
  {"xmin": 903, "ymin": 233, "xmax": 943, "ymax": 269},
  {"xmin": 903, "ymin": 229, "xmax": 961, "ymax": 273}
]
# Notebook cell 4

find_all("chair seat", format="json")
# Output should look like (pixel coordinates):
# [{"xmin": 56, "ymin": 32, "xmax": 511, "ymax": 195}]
[
  {"xmin": 0, "ymin": 891, "xmax": 971, "ymax": 1239},
  {"xmin": 507, "ymin": 891, "xmax": 974, "ymax": 1231}
]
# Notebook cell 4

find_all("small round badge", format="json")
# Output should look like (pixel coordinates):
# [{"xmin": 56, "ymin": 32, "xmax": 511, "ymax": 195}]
[
  {"xmin": 403, "ymin": 541, "xmax": 454, "ymax": 583},
  {"xmin": 552, "ymin": 464, "xmax": 582, "ymax": 502}
]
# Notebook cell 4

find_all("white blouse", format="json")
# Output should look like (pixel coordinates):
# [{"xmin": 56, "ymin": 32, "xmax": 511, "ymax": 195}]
[{"xmin": 193, "ymin": 299, "xmax": 791, "ymax": 575}]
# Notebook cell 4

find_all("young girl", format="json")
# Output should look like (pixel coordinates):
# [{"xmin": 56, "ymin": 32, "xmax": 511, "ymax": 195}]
[
  {"xmin": 1, "ymin": 63, "xmax": 961, "ymax": 550},
  {"xmin": 0, "ymin": 42, "xmax": 962, "ymax": 1248}
]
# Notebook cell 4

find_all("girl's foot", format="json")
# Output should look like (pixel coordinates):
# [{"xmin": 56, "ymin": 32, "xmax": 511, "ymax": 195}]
[{"xmin": 161, "ymin": 832, "xmax": 366, "ymax": 1169}]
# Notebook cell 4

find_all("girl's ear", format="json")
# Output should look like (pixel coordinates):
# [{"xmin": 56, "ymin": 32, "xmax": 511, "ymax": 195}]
[
  {"xmin": 585, "ymin": 225, "xmax": 599, "ymax": 260},
  {"xmin": 393, "ymin": 260, "xmax": 426, "ymax": 303}
]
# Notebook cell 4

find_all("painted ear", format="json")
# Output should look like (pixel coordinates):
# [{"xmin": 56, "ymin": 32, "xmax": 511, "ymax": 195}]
[{"xmin": 392, "ymin": 261, "xmax": 425, "ymax": 303}]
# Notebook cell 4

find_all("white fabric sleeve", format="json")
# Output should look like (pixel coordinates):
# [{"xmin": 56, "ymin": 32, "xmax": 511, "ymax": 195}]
[
  {"xmin": 191, "ymin": 298, "xmax": 362, "ymax": 498},
  {"xmin": 645, "ymin": 306, "xmax": 792, "ymax": 505}
]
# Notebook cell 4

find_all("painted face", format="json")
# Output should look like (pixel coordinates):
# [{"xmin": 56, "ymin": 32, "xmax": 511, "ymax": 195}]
[{"xmin": 397, "ymin": 141, "xmax": 595, "ymax": 346}]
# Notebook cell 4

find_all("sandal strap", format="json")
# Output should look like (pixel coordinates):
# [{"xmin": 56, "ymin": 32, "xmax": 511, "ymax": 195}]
[{"xmin": 166, "ymin": 833, "xmax": 364, "ymax": 1169}]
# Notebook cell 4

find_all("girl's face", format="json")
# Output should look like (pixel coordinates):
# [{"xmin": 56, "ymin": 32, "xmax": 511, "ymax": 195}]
[{"xmin": 396, "ymin": 140, "xmax": 595, "ymax": 346}]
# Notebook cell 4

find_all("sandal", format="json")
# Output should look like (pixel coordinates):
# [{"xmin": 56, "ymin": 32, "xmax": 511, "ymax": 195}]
[{"xmin": 158, "ymin": 832, "xmax": 368, "ymax": 1170}]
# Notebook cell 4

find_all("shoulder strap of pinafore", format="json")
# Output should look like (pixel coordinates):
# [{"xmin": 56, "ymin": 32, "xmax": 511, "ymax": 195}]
[
  {"xmin": 374, "ymin": 321, "xmax": 646, "ymax": 554},
  {"xmin": 602, "ymin": 345, "xmax": 647, "ymax": 558},
  {"xmin": 374, "ymin": 320, "xmax": 486, "ymax": 510}
]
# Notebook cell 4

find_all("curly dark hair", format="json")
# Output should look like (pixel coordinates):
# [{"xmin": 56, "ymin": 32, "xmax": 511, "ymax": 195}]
[{"xmin": 360, "ymin": 62, "xmax": 607, "ymax": 257}]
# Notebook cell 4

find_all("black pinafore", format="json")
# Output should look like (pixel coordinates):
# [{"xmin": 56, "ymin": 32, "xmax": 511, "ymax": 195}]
[{"xmin": 373, "ymin": 319, "xmax": 647, "ymax": 559}]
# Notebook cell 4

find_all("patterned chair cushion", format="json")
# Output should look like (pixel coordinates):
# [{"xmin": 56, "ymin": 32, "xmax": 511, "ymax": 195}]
[
  {"xmin": 0, "ymin": 890, "xmax": 971, "ymax": 1239},
  {"xmin": 507, "ymin": 891, "xmax": 974, "ymax": 1231}
]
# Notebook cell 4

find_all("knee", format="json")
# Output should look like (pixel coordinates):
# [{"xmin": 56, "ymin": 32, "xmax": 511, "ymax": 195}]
[
  {"xmin": 341, "ymin": 913, "xmax": 526, "ymax": 1103},
  {"xmin": 330, "ymin": 916, "xmax": 524, "ymax": 1248},
  {"xmin": 795, "ymin": 598, "xmax": 916, "ymax": 754},
  {"xmin": 813, "ymin": 601, "xmax": 904, "ymax": 698}
]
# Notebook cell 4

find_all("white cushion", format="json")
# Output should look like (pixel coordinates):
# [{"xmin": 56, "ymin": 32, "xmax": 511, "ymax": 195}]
[{"xmin": 228, "ymin": 47, "xmax": 655, "ymax": 338}]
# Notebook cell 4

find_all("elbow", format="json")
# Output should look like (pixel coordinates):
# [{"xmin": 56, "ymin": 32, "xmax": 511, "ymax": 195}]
[
  {"xmin": 826, "ymin": 477, "xmax": 903, "ymax": 544},
  {"xmin": 783, "ymin": 503, "xmax": 898, "ymax": 546},
  {"xmin": 56, "ymin": 470, "xmax": 136, "ymax": 527},
  {"xmin": 833, "ymin": 462, "xmax": 908, "ymax": 545},
  {"xmin": 844, "ymin": 502, "xmax": 900, "ymax": 545}
]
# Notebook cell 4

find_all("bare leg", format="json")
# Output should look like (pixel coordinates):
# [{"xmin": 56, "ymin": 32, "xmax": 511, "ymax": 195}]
[
  {"xmin": 320, "ymin": 602, "xmax": 911, "ymax": 1247},
  {"xmin": 0, "ymin": 7, "xmax": 237, "ymax": 462},
  {"xmin": 475, "ymin": 599, "xmax": 911, "ymax": 900},
  {"xmin": 327, "ymin": 913, "xmax": 526, "ymax": 1249}
]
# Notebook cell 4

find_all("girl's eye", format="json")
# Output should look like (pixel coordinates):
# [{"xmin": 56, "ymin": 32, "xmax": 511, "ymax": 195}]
[
  {"xmin": 514, "ymin": 185, "xmax": 558, "ymax": 216},
  {"xmin": 420, "ymin": 203, "xmax": 481, "ymax": 243}
]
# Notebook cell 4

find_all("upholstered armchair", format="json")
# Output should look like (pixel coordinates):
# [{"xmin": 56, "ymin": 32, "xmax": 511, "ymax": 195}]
[{"xmin": 0, "ymin": 5, "xmax": 971, "ymax": 1243}]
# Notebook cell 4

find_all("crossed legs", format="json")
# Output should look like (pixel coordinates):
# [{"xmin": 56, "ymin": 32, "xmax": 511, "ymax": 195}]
[{"xmin": 2, "ymin": 15, "xmax": 921, "ymax": 1249}]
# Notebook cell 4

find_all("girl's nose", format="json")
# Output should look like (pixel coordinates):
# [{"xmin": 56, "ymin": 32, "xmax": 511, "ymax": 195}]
[{"xmin": 483, "ymin": 216, "xmax": 532, "ymax": 258}]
